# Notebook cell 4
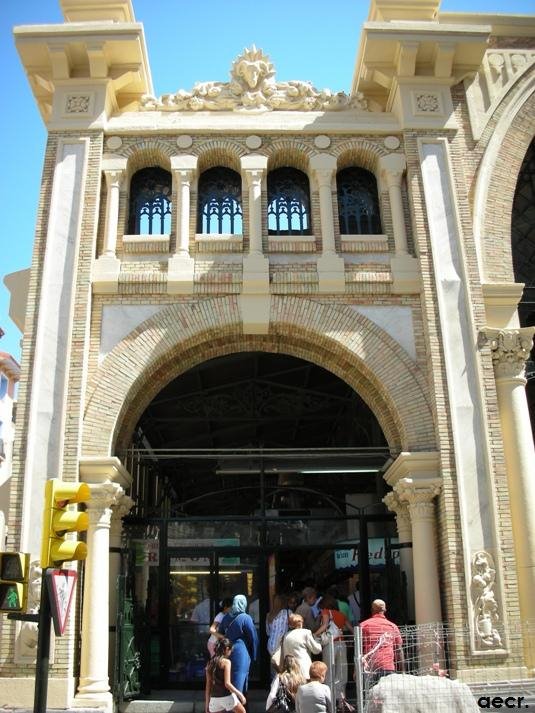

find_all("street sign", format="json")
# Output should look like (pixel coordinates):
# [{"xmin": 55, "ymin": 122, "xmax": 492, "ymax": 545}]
[{"xmin": 45, "ymin": 569, "xmax": 77, "ymax": 636}]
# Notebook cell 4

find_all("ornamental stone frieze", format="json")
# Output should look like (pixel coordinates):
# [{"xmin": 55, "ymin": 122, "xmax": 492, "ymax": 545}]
[
  {"xmin": 479, "ymin": 327, "xmax": 535, "ymax": 380},
  {"xmin": 141, "ymin": 46, "xmax": 369, "ymax": 113}
]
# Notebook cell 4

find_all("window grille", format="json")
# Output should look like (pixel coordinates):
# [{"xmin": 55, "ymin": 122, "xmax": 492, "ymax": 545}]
[
  {"xmin": 337, "ymin": 167, "xmax": 382, "ymax": 235},
  {"xmin": 128, "ymin": 167, "xmax": 172, "ymax": 235},
  {"xmin": 267, "ymin": 167, "xmax": 311, "ymax": 235},
  {"xmin": 197, "ymin": 167, "xmax": 242, "ymax": 234}
]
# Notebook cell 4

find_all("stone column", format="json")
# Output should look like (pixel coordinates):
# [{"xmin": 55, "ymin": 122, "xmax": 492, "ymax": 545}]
[
  {"xmin": 76, "ymin": 483, "xmax": 124, "ymax": 709},
  {"xmin": 240, "ymin": 155, "xmax": 270, "ymax": 334},
  {"xmin": 92, "ymin": 156, "xmax": 127, "ymax": 293},
  {"xmin": 379, "ymin": 153, "xmax": 408, "ymax": 256},
  {"xmin": 108, "ymin": 494, "xmax": 135, "ymax": 681},
  {"xmin": 167, "ymin": 154, "xmax": 197, "ymax": 294},
  {"xmin": 310, "ymin": 154, "xmax": 345, "ymax": 293},
  {"xmin": 383, "ymin": 491, "xmax": 415, "ymax": 622},
  {"xmin": 75, "ymin": 457, "xmax": 132, "ymax": 712},
  {"xmin": 395, "ymin": 478, "xmax": 442, "ymax": 625},
  {"xmin": 480, "ymin": 327, "xmax": 535, "ymax": 641},
  {"xmin": 379, "ymin": 153, "xmax": 420, "ymax": 293}
]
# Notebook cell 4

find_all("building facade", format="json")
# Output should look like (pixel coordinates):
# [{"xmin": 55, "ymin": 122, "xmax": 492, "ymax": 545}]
[
  {"xmin": 0, "ymin": 346, "xmax": 20, "ymax": 551},
  {"xmin": 1, "ymin": 0, "xmax": 534, "ymax": 709}
]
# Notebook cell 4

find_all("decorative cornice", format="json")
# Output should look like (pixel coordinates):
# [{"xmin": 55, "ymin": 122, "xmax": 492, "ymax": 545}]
[
  {"xmin": 383, "ymin": 451, "xmax": 440, "ymax": 487},
  {"xmin": 141, "ymin": 46, "xmax": 369, "ymax": 114},
  {"xmin": 79, "ymin": 456, "xmax": 132, "ymax": 489},
  {"xmin": 479, "ymin": 327, "xmax": 535, "ymax": 379}
]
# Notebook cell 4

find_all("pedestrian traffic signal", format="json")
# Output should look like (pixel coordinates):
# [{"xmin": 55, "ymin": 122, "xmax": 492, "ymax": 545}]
[
  {"xmin": 0, "ymin": 552, "xmax": 30, "ymax": 612},
  {"xmin": 40, "ymin": 480, "xmax": 91, "ymax": 569}
]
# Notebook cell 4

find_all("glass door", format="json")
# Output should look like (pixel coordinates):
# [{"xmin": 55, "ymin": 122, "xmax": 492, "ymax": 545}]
[
  {"xmin": 167, "ymin": 551, "xmax": 215, "ymax": 684},
  {"xmin": 216, "ymin": 552, "xmax": 264, "ymax": 683}
]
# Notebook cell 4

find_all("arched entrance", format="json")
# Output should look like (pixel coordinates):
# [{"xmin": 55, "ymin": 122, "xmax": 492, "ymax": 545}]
[{"xmin": 118, "ymin": 352, "xmax": 406, "ymax": 691}]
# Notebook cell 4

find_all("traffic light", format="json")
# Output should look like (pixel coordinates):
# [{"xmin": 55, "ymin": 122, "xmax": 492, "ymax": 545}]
[
  {"xmin": 0, "ymin": 552, "xmax": 30, "ymax": 612},
  {"xmin": 40, "ymin": 479, "xmax": 91, "ymax": 569}
]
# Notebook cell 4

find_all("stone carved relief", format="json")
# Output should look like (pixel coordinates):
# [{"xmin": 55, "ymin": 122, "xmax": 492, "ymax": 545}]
[
  {"xmin": 479, "ymin": 327, "xmax": 535, "ymax": 379},
  {"xmin": 65, "ymin": 94, "xmax": 91, "ymax": 114},
  {"xmin": 141, "ymin": 46, "xmax": 368, "ymax": 113},
  {"xmin": 414, "ymin": 93, "xmax": 440, "ymax": 113},
  {"xmin": 464, "ymin": 49, "xmax": 535, "ymax": 139},
  {"xmin": 15, "ymin": 560, "xmax": 54, "ymax": 663},
  {"xmin": 471, "ymin": 551, "xmax": 503, "ymax": 650}
]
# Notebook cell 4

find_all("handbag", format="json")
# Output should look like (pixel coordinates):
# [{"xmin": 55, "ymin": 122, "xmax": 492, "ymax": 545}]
[
  {"xmin": 267, "ymin": 680, "xmax": 293, "ymax": 713},
  {"xmin": 319, "ymin": 610, "xmax": 342, "ymax": 647},
  {"xmin": 270, "ymin": 632, "xmax": 287, "ymax": 671}
]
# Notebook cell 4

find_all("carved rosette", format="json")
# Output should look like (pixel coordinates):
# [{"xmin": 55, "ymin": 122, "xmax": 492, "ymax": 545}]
[
  {"xmin": 471, "ymin": 550, "xmax": 503, "ymax": 650},
  {"xmin": 479, "ymin": 327, "xmax": 535, "ymax": 380},
  {"xmin": 383, "ymin": 491, "xmax": 411, "ymax": 541},
  {"xmin": 141, "ymin": 45, "xmax": 369, "ymax": 113}
]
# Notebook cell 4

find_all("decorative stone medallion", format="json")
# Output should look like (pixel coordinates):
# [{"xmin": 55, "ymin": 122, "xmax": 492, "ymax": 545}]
[
  {"xmin": 412, "ymin": 91, "xmax": 442, "ymax": 115},
  {"xmin": 65, "ymin": 94, "xmax": 91, "ymax": 114},
  {"xmin": 383, "ymin": 136, "xmax": 400, "ymax": 150},
  {"xmin": 314, "ymin": 135, "xmax": 331, "ymax": 149},
  {"xmin": 106, "ymin": 136, "xmax": 123, "ymax": 150},
  {"xmin": 176, "ymin": 135, "xmax": 193, "ymax": 149},
  {"xmin": 246, "ymin": 135, "xmax": 262, "ymax": 149}
]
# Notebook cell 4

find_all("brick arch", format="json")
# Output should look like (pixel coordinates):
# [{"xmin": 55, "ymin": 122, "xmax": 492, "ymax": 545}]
[
  {"xmin": 473, "ymin": 71, "xmax": 535, "ymax": 281},
  {"xmin": 82, "ymin": 297, "xmax": 435, "ymax": 458},
  {"xmin": 332, "ymin": 139, "xmax": 389, "ymax": 177},
  {"xmin": 195, "ymin": 139, "xmax": 247, "ymax": 174},
  {"xmin": 267, "ymin": 140, "xmax": 316, "ymax": 173},
  {"xmin": 123, "ymin": 141, "xmax": 174, "ymax": 178}
]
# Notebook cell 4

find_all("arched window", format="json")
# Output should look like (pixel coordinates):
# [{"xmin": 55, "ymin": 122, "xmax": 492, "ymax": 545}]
[
  {"xmin": 197, "ymin": 167, "xmax": 242, "ymax": 234},
  {"xmin": 337, "ymin": 167, "xmax": 382, "ymax": 235},
  {"xmin": 267, "ymin": 167, "xmax": 311, "ymax": 235},
  {"xmin": 128, "ymin": 167, "xmax": 172, "ymax": 235}
]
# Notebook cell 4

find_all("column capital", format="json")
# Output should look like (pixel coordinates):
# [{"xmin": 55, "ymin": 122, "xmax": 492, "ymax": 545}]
[
  {"xmin": 243, "ymin": 168, "xmax": 264, "ymax": 189},
  {"xmin": 383, "ymin": 491, "xmax": 411, "ymax": 540},
  {"xmin": 479, "ymin": 326, "xmax": 535, "ymax": 380},
  {"xmin": 86, "ymin": 482, "xmax": 124, "ymax": 514},
  {"xmin": 111, "ymin": 493, "xmax": 135, "ymax": 522},
  {"xmin": 378, "ymin": 153, "xmax": 406, "ymax": 187},
  {"xmin": 103, "ymin": 168, "xmax": 125, "ymax": 189},
  {"xmin": 394, "ymin": 477, "xmax": 442, "ymax": 521},
  {"xmin": 309, "ymin": 154, "xmax": 337, "ymax": 189}
]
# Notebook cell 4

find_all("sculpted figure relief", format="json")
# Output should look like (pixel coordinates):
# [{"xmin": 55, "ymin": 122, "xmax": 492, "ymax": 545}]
[
  {"xmin": 141, "ymin": 46, "xmax": 368, "ymax": 113},
  {"xmin": 471, "ymin": 551, "xmax": 503, "ymax": 650}
]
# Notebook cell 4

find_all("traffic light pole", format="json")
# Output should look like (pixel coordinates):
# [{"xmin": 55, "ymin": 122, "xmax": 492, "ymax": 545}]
[{"xmin": 33, "ymin": 569, "xmax": 52, "ymax": 713}]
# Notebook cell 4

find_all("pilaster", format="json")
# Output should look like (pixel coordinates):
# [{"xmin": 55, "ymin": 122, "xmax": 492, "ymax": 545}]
[
  {"xmin": 92, "ymin": 156, "xmax": 127, "ymax": 294},
  {"xmin": 240, "ymin": 154, "xmax": 270, "ymax": 334},
  {"xmin": 310, "ymin": 154, "xmax": 345, "ymax": 293},
  {"xmin": 167, "ymin": 154, "xmax": 197, "ymax": 294},
  {"xmin": 383, "ymin": 491, "xmax": 415, "ymax": 621},
  {"xmin": 379, "ymin": 153, "xmax": 420, "ymax": 294}
]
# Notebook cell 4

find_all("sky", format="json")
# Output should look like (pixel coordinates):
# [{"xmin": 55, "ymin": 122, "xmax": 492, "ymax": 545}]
[{"xmin": 0, "ymin": 0, "xmax": 534, "ymax": 362}]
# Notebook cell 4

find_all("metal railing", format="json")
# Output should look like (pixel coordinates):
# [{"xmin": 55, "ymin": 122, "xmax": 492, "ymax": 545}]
[{"xmin": 322, "ymin": 622, "xmax": 535, "ymax": 712}]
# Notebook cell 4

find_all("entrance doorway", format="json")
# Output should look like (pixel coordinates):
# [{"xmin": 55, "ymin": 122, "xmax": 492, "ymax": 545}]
[{"xmin": 116, "ymin": 353, "xmax": 408, "ymax": 692}]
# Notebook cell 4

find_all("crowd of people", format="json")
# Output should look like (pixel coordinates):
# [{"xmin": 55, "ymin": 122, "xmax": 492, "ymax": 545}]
[{"xmin": 204, "ymin": 590, "xmax": 404, "ymax": 713}]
